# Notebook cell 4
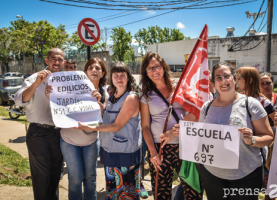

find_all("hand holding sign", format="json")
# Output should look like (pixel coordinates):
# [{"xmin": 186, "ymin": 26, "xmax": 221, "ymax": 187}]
[
  {"xmin": 35, "ymin": 70, "xmax": 51, "ymax": 87},
  {"xmin": 47, "ymin": 71, "xmax": 103, "ymax": 128},
  {"xmin": 45, "ymin": 85, "xmax": 53, "ymax": 99},
  {"xmin": 239, "ymin": 127, "xmax": 254, "ymax": 145}
]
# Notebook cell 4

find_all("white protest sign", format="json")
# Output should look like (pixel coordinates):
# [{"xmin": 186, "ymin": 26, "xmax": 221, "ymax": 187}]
[
  {"xmin": 47, "ymin": 71, "xmax": 102, "ymax": 128},
  {"xmin": 267, "ymin": 129, "xmax": 277, "ymax": 198},
  {"xmin": 179, "ymin": 121, "xmax": 240, "ymax": 169}
]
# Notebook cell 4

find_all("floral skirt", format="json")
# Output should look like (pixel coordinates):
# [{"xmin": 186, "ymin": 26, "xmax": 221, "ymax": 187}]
[{"xmin": 105, "ymin": 164, "xmax": 140, "ymax": 200}]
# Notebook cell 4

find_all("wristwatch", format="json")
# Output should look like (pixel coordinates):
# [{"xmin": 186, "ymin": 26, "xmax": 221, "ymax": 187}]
[{"xmin": 250, "ymin": 136, "xmax": 256, "ymax": 146}]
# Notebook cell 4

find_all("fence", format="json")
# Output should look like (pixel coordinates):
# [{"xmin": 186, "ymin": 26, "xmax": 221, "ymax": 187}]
[{"xmin": 110, "ymin": 61, "xmax": 141, "ymax": 74}]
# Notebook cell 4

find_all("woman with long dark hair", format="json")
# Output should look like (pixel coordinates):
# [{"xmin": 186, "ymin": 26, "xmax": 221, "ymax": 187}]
[
  {"xmin": 140, "ymin": 52, "xmax": 202, "ymax": 200},
  {"xmin": 75, "ymin": 61, "xmax": 142, "ymax": 200}
]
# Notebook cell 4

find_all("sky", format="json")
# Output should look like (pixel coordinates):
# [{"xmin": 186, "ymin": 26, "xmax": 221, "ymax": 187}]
[{"xmin": 0, "ymin": 0, "xmax": 276, "ymax": 45}]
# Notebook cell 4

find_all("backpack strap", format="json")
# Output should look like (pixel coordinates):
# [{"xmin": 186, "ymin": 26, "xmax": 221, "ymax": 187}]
[
  {"xmin": 205, "ymin": 99, "xmax": 215, "ymax": 116},
  {"xmin": 99, "ymin": 86, "xmax": 106, "ymax": 104},
  {"xmin": 153, "ymin": 87, "xmax": 180, "ymax": 123},
  {"xmin": 260, "ymin": 98, "xmax": 266, "ymax": 107}
]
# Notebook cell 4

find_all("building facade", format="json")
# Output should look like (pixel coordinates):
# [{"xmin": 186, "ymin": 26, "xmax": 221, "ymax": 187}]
[{"xmin": 147, "ymin": 34, "xmax": 277, "ymax": 80}]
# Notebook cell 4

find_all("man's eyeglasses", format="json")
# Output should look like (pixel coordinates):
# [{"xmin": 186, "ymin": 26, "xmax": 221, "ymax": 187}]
[
  {"xmin": 146, "ymin": 66, "xmax": 162, "ymax": 73},
  {"xmin": 214, "ymin": 74, "xmax": 233, "ymax": 82},
  {"xmin": 261, "ymin": 82, "xmax": 273, "ymax": 86}
]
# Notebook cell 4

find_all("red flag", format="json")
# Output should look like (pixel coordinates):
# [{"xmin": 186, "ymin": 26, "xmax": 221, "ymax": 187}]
[{"xmin": 171, "ymin": 24, "xmax": 211, "ymax": 119}]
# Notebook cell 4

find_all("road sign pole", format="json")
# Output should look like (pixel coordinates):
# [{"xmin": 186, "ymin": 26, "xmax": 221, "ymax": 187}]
[
  {"xmin": 266, "ymin": 0, "xmax": 273, "ymax": 72},
  {"xmin": 78, "ymin": 18, "xmax": 101, "ymax": 59},
  {"xmin": 87, "ymin": 45, "xmax": 91, "ymax": 60}
]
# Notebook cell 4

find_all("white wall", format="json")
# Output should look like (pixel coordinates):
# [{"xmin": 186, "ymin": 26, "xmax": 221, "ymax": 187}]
[
  {"xmin": 147, "ymin": 39, "xmax": 198, "ymax": 65},
  {"xmin": 146, "ymin": 34, "xmax": 277, "ymax": 75}
]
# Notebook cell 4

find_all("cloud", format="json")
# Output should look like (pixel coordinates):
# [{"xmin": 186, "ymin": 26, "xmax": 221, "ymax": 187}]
[
  {"xmin": 176, "ymin": 22, "xmax": 185, "ymax": 29},
  {"xmin": 140, "ymin": 6, "xmax": 156, "ymax": 15},
  {"xmin": 132, "ymin": 39, "xmax": 138, "ymax": 45}
]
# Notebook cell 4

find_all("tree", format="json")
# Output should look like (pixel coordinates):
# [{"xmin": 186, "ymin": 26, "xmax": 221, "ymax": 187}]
[
  {"xmin": 101, "ymin": 27, "xmax": 110, "ymax": 51},
  {"xmin": 68, "ymin": 31, "xmax": 107, "ymax": 52},
  {"xmin": 10, "ymin": 19, "xmax": 34, "ymax": 60},
  {"xmin": 110, "ymin": 27, "xmax": 134, "ymax": 61},
  {"xmin": 23, "ymin": 20, "xmax": 69, "ymax": 66},
  {"xmin": 134, "ymin": 26, "xmax": 190, "ymax": 56},
  {"xmin": 0, "ymin": 28, "xmax": 21, "ymax": 72}
]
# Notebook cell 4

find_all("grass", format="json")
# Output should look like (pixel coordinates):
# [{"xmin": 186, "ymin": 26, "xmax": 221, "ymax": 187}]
[
  {"xmin": 0, "ymin": 106, "xmax": 27, "ymax": 124},
  {"xmin": 0, "ymin": 143, "xmax": 32, "ymax": 186}
]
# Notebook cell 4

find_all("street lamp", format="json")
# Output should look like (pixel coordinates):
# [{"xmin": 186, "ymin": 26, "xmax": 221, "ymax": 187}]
[{"xmin": 16, "ymin": 15, "xmax": 25, "ymax": 75}]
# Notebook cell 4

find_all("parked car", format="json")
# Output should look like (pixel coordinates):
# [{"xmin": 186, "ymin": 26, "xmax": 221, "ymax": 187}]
[
  {"xmin": 24, "ymin": 73, "xmax": 33, "ymax": 79},
  {"xmin": 4, "ymin": 72, "xmax": 23, "ymax": 78},
  {"xmin": 0, "ymin": 76, "xmax": 24, "ymax": 105}
]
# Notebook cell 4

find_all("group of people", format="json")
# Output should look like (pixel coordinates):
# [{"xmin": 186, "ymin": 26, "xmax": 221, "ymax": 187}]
[{"xmin": 14, "ymin": 47, "xmax": 276, "ymax": 200}]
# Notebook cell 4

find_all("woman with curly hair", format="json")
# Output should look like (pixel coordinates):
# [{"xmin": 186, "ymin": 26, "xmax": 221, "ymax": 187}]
[{"xmin": 140, "ymin": 52, "xmax": 202, "ymax": 200}]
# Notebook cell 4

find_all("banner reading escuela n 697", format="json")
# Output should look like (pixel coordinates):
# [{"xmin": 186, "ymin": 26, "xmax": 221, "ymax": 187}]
[
  {"xmin": 47, "ymin": 71, "xmax": 102, "ymax": 128},
  {"xmin": 179, "ymin": 121, "xmax": 240, "ymax": 169}
]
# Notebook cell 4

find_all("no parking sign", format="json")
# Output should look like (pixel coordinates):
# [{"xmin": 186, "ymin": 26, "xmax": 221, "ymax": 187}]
[{"xmin": 77, "ymin": 18, "xmax": 100, "ymax": 46}]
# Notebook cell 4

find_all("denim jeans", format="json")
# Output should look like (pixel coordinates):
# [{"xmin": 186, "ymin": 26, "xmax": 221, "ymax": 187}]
[{"xmin": 60, "ymin": 137, "xmax": 100, "ymax": 200}]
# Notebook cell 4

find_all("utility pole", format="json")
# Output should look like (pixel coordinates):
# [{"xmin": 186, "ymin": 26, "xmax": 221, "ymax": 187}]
[{"xmin": 266, "ymin": 0, "xmax": 273, "ymax": 72}]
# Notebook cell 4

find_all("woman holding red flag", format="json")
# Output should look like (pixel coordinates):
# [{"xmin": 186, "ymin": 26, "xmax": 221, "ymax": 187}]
[{"xmin": 140, "ymin": 52, "xmax": 202, "ymax": 200}]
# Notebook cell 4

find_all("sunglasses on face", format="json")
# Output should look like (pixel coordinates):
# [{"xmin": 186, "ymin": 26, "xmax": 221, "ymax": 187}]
[
  {"xmin": 214, "ymin": 74, "xmax": 233, "ymax": 82},
  {"xmin": 261, "ymin": 82, "xmax": 273, "ymax": 86},
  {"xmin": 146, "ymin": 65, "xmax": 162, "ymax": 73}
]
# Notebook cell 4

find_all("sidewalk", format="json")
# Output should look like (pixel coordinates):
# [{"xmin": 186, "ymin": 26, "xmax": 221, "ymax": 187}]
[{"xmin": 0, "ymin": 116, "xmax": 159, "ymax": 200}]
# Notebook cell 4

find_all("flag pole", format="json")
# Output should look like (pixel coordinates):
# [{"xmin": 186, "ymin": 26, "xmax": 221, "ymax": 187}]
[
  {"xmin": 171, "ymin": 24, "xmax": 208, "ymax": 104},
  {"xmin": 154, "ymin": 24, "xmax": 208, "ymax": 200},
  {"xmin": 154, "ymin": 106, "xmax": 172, "ymax": 200}
]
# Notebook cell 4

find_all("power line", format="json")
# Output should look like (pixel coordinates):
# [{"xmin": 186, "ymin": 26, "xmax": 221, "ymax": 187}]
[
  {"xmin": 65, "ymin": 11, "xmax": 140, "ymax": 28},
  {"xmin": 40, "ymin": 0, "xmax": 258, "ymax": 11},
  {"xmin": 228, "ymin": 0, "xmax": 266, "ymax": 51},
  {"xmin": 231, "ymin": 7, "xmax": 267, "ymax": 51}
]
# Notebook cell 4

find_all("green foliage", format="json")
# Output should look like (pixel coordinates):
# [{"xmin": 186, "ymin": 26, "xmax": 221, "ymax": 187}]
[
  {"xmin": 134, "ymin": 26, "xmax": 190, "ymax": 56},
  {"xmin": 23, "ymin": 20, "xmax": 69, "ymax": 66},
  {"xmin": 0, "ymin": 143, "xmax": 32, "ymax": 186},
  {"xmin": 0, "ymin": 28, "xmax": 21, "ymax": 72},
  {"xmin": 0, "ymin": 106, "xmax": 27, "ymax": 124},
  {"xmin": 110, "ymin": 27, "xmax": 134, "ymax": 61},
  {"xmin": 68, "ymin": 31, "xmax": 107, "ymax": 53}
]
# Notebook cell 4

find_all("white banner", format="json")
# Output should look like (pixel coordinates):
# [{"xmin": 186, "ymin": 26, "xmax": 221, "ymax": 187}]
[
  {"xmin": 179, "ymin": 121, "xmax": 240, "ymax": 169},
  {"xmin": 47, "ymin": 71, "xmax": 102, "ymax": 128},
  {"xmin": 267, "ymin": 129, "xmax": 277, "ymax": 198}
]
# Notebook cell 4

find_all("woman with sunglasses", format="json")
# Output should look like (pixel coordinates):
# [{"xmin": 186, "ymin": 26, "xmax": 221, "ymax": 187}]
[
  {"xmin": 75, "ymin": 62, "xmax": 142, "ymax": 200},
  {"xmin": 140, "ymin": 52, "xmax": 202, "ymax": 200},
  {"xmin": 260, "ymin": 72, "xmax": 277, "ymax": 107},
  {"xmin": 194, "ymin": 62, "xmax": 273, "ymax": 200}
]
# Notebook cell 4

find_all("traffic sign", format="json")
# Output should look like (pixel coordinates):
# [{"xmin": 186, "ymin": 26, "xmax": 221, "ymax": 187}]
[{"xmin": 77, "ymin": 18, "xmax": 100, "ymax": 46}]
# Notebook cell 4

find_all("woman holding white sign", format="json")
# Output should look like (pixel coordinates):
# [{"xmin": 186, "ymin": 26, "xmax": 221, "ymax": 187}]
[
  {"xmin": 196, "ymin": 62, "xmax": 273, "ymax": 200},
  {"xmin": 140, "ymin": 52, "xmax": 202, "ymax": 200},
  {"xmin": 75, "ymin": 62, "xmax": 142, "ymax": 200},
  {"xmin": 46, "ymin": 57, "xmax": 108, "ymax": 200}
]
